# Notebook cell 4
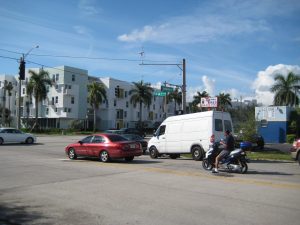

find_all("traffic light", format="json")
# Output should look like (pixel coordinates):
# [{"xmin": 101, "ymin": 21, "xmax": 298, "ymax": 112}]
[
  {"xmin": 19, "ymin": 59, "xmax": 26, "ymax": 80},
  {"xmin": 115, "ymin": 86, "xmax": 120, "ymax": 97}
]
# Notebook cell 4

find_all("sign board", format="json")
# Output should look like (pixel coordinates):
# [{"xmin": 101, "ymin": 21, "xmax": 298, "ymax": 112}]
[
  {"xmin": 154, "ymin": 91, "xmax": 167, "ymax": 97},
  {"xmin": 161, "ymin": 86, "xmax": 173, "ymax": 93},
  {"xmin": 200, "ymin": 97, "xmax": 218, "ymax": 108}
]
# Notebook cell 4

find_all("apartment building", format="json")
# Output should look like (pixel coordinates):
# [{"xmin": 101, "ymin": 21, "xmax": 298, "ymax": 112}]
[{"xmin": 1, "ymin": 65, "xmax": 171, "ymax": 130}]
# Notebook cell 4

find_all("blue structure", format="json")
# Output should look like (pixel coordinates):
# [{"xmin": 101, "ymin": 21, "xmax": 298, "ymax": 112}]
[{"xmin": 255, "ymin": 106, "xmax": 292, "ymax": 143}]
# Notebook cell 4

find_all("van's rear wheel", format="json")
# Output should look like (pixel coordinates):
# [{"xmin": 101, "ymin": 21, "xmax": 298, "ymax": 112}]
[
  {"xmin": 149, "ymin": 146, "xmax": 158, "ymax": 159},
  {"xmin": 192, "ymin": 146, "xmax": 203, "ymax": 161}
]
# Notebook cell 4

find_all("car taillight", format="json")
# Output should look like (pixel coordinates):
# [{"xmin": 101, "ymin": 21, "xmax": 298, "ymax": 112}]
[{"xmin": 210, "ymin": 135, "xmax": 215, "ymax": 143}]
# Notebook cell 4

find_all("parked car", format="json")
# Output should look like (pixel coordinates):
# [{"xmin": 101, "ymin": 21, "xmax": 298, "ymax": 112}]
[
  {"xmin": 121, "ymin": 134, "xmax": 148, "ymax": 154},
  {"xmin": 117, "ymin": 128, "xmax": 146, "ymax": 138},
  {"xmin": 0, "ymin": 128, "xmax": 36, "ymax": 144},
  {"xmin": 290, "ymin": 138, "xmax": 300, "ymax": 165},
  {"xmin": 234, "ymin": 134, "xmax": 265, "ymax": 151},
  {"xmin": 65, "ymin": 133, "xmax": 142, "ymax": 162}
]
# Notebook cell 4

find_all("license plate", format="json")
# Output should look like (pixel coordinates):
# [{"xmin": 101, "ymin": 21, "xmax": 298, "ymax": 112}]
[{"xmin": 130, "ymin": 144, "xmax": 136, "ymax": 149}]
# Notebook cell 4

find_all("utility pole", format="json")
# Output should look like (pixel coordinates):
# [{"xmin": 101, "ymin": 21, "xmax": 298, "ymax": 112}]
[
  {"xmin": 16, "ymin": 45, "xmax": 39, "ymax": 129},
  {"xmin": 140, "ymin": 58, "xmax": 187, "ymax": 114}
]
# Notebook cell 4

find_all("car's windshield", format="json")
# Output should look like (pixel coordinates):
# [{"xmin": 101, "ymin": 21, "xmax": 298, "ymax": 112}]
[{"xmin": 107, "ymin": 134, "xmax": 128, "ymax": 142}]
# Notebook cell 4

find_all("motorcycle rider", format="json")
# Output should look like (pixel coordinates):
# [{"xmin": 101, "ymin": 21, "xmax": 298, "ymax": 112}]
[{"xmin": 212, "ymin": 130, "xmax": 235, "ymax": 173}]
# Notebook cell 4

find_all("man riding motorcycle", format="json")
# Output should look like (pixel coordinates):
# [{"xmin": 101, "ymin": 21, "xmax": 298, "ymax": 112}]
[{"xmin": 212, "ymin": 130, "xmax": 235, "ymax": 173}]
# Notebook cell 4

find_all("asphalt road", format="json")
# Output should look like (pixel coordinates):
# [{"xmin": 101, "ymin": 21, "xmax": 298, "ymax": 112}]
[{"xmin": 0, "ymin": 135, "xmax": 299, "ymax": 225}]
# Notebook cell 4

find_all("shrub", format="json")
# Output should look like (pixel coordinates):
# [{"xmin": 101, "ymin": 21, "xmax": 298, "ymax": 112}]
[{"xmin": 286, "ymin": 134, "xmax": 296, "ymax": 144}]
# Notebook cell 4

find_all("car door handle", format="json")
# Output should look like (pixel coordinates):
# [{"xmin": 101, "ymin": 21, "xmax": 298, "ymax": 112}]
[{"xmin": 161, "ymin": 137, "xmax": 165, "ymax": 139}]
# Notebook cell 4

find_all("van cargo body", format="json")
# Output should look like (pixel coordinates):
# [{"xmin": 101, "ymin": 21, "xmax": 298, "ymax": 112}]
[{"xmin": 148, "ymin": 111, "xmax": 233, "ymax": 160}]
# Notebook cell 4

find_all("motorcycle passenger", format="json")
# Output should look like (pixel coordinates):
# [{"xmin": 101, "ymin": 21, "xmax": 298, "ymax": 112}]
[{"xmin": 212, "ymin": 130, "xmax": 235, "ymax": 173}]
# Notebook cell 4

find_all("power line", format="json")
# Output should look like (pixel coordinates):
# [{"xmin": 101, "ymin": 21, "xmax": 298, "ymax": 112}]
[{"xmin": 0, "ymin": 48, "xmax": 180, "ymax": 64}]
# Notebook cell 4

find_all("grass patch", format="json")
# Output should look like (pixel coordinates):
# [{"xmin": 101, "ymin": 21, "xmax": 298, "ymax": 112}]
[
  {"xmin": 247, "ymin": 150, "xmax": 293, "ymax": 161},
  {"xmin": 182, "ymin": 150, "xmax": 293, "ymax": 161}
]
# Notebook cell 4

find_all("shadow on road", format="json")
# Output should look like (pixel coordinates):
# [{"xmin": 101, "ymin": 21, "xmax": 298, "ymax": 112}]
[
  {"xmin": 0, "ymin": 202, "xmax": 50, "ymax": 225},
  {"xmin": 0, "ymin": 143, "xmax": 44, "ymax": 146},
  {"xmin": 71, "ymin": 157, "xmax": 163, "ymax": 164}
]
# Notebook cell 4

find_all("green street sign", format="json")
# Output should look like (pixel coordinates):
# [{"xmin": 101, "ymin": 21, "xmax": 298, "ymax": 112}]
[
  {"xmin": 161, "ymin": 86, "xmax": 173, "ymax": 93},
  {"xmin": 154, "ymin": 91, "xmax": 167, "ymax": 97}
]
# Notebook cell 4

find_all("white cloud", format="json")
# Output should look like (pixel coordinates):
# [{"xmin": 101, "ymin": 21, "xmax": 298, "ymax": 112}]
[
  {"xmin": 117, "ymin": 2, "xmax": 270, "ymax": 44},
  {"xmin": 252, "ymin": 64, "xmax": 300, "ymax": 106},
  {"xmin": 202, "ymin": 75, "xmax": 215, "ymax": 96},
  {"xmin": 78, "ymin": 0, "xmax": 99, "ymax": 16}
]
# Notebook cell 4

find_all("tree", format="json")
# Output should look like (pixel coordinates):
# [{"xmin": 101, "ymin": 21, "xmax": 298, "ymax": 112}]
[
  {"xmin": 27, "ymin": 69, "xmax": 52, "ymax": 130},
  {"xmin": 1, "ymin": 81, "xmax": 14, "ymax": 126},
  {"xmin": 130, "ymin": 81, "xmax": 153, "ymax": 124},
  {"xmin": 5, "ymin": 82, "xmax": 13, "ymax": 126},
  {"xmin": 192, "ymin": 91, "xmax": 209, "ymax": 112},
  {"xmin": 87, "ymin": 81, "xmax": 107, "ymax": 132},
  {"xmin": 270, "ymin": 72, "xmax": 300, "ymax": 106},
  {"xmin": 216, "ymin": 93, "xmax": 232, "ymax": 111},
  {"xmin": 167, "ymin": 88, "xmax": 182, "ymax": 114}
]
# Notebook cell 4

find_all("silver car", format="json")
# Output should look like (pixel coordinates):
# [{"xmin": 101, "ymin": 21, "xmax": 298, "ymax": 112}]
[{"xmin": 0, "ymin": 128, "xmax": 36, "ymax": 144}]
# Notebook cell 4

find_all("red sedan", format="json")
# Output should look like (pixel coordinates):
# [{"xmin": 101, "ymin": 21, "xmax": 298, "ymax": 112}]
[{"xmin": 65, "ymin": 133, "xmax": 142, "ymax": 162}]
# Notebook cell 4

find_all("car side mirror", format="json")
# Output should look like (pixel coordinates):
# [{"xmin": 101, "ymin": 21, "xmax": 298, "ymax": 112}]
[{"xmin": 78, "ymin": 141, "xmax": 83, "ymax": 145}]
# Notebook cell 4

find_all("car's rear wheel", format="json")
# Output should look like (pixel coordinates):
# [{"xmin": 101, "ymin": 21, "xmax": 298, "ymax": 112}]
[
  {"xmin": 68, "ymin": 148, "xmax": 77, "ymax": 160},
  {"xmin": 0, "ymin": 138, "xmax": 3, "ymax": 145},
  {"xmin": 125, "ymin": 156, "xmax": 134, "ymax": 162},
  {"xmin": 192, "ymin": 146, "xmax": 203, "ymax": 161},
  {"xmin": 149, "ymin": 146, "xmax": 158, "ymax": 159},
  {"xmin": 100, "ymin": 150, "xmax": 110, "ymax": 162},
  {"xmin": 25, "ymin": 137, "xmax": 34, "ymax": 144}
]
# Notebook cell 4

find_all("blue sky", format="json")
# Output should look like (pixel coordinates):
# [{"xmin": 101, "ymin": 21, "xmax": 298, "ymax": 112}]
[{"xmin": 1, "ymin": 0, "xmax": 300, "ymax": 104}]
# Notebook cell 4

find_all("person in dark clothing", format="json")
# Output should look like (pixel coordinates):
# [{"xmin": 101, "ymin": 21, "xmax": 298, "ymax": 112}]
[{"xmin": 212, "ymin": 130, "xmax": 235, "ymax": 173}]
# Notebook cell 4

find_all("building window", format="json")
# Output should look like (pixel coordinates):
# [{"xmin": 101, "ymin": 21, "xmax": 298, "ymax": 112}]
[
  {"xmin": 52, "ymin": 74, "xmax": 55, "ymax": 82},
  {"xmin": 153, "ymin": 104, "xmax": 155, "ymax": 110},
  {"xmin": 72, "ymin": 74, "xmax": 75, "ymax": 81},
  {"xmin": 126, "ymin": 101, "xmax": 129, "ymax": 108},
  {"xmin": 46, "ymin": 108, "xmax": 49, "ymax": 115},
  {"xmin": 71, "ymin": 97, "xmax": 75, "ymax": 104},
  {"xmin": 64, "ymin": 108, "xmax": 67, "ymax": 112},
  {"xmin": 52, "ymin": 97, "xmax": 54, "ymax": 105},
  {"xmin": 124, "ymin": 111, "xmax": 127, "ymax": 118},
  {"xmin": 22, "ymin": 88, "xmax": 25, "ymax": 94},
  {"xmin": 68, "ymin": 108, "xmax": 71, "ymax": 113},
  {"xmin": 55, "ymin": 74, "xmax": 59, "ymax": 82},
  {"xmin": 114, "ymin": 99, "xmax": 116, "ymax": 107},
  {"xmin": 55, "ymin": 96, "xmax": 58, "ymax": 104},
  {"xmin": 55, "ymin": 108, "xmax": 58, "ymax": 112},
  {"xmin": 125, "ymin": 91, "xmax": 128, "ymax": 98},
  {"xmin": 69, "ymin": 85, "xmax": 72, "ymax": 89}
]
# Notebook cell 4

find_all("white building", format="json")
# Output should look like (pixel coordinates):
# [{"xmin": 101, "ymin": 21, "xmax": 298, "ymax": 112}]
[{"xmin": 1, "ymin": 65, "xmax": 172, "ymax": 130}]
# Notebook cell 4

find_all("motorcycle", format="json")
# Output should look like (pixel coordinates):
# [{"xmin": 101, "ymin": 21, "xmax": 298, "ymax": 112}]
[{"xmin": 202, "ymin": 141, "xmax": 249, "ymax": 174}]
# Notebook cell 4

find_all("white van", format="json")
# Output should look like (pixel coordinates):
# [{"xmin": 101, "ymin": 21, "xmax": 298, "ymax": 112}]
[{"xmin": 147, "ymin": 111, "xmax": 233, "ymax": 160}]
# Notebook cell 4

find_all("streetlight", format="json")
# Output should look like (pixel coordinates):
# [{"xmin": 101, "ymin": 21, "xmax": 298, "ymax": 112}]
[{"xmin": 17, "ymin": 45, "xmax": 39, "ymax": 129}]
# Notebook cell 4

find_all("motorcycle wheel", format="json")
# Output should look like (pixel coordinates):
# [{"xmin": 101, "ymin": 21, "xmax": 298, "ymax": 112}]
[
  {"xmin": 240, "ymin": 161, "xmax": 248, "ymax": 174},
  {"xmin": 202, "ymin": 158, "xmax": 213, "ymax": 171}
]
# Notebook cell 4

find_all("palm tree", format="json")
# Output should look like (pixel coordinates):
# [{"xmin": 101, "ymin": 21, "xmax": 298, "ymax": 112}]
[
  {"xmin": 270, "ymin": 72, "xmax": 300, "ymax": 106},
  {"xmin": 167, "ymin": 88, "xmax": 182, "ymax": 114},
  {"xmin": 192, "ymin": 91, "xmax": 209, "ymax": 112},
  {"xmin": 87, "ymin": 81, "xmax": 107, "ymax": 132},
  {"xmin": 27, "ymin": 69, "xmax": 52, "ymax": 130},
  {"xmin": 216, "ymin": 93, "xmax": 232, "ymax": 111},
  {"xmin": 130, "ymin": 81, "xmax": 153, "ymax": 124},
  {"xmin": 5, "ymin": 82, "xmax": 13, "ymax": 126}
]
